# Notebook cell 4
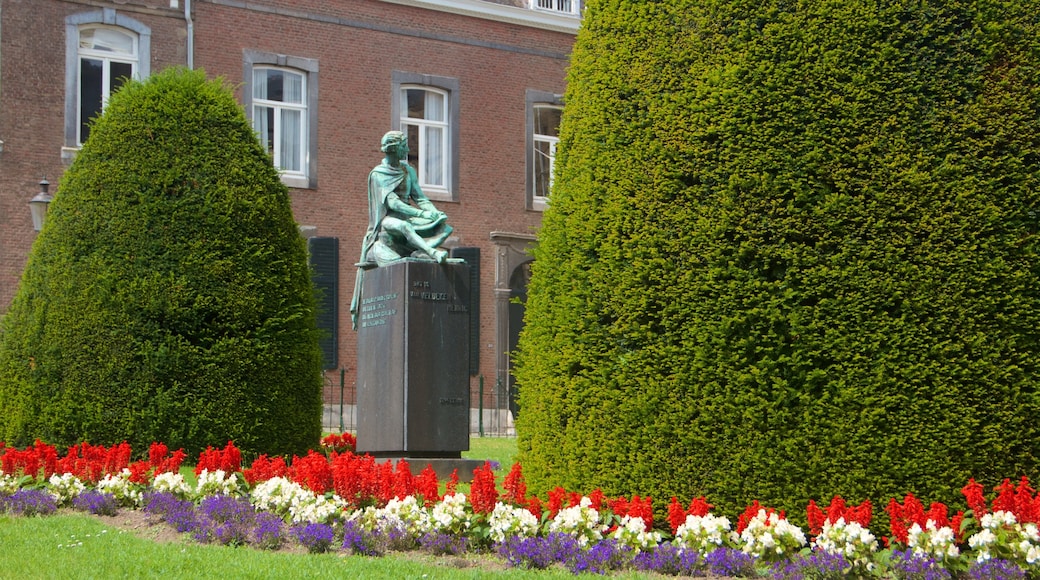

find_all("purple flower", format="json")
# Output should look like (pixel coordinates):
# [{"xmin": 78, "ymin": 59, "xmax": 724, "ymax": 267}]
[
  {"xmin": 420, "ymin": 531, "xmax": 468, "ymax": 556},
  {"xmin": 498, "ymin": 536, "xmax": 558, "ymax": 570},
  {"xmin": 294, "ymin": 522, "xmax": 335, "ymax": 554},
  {"xmin": 1, "ymin": 489, "xmax": 58, "ymax": 516},
  {"xmin": 704, "ymin": 547, "xmax": 757, "ymax": 578},
  {"xmin": 199, "ymin": 494, "xmax": 254, "ymax": 524},
  {"xmin": 565, "ymin": 538, "xmax": 630, "ymax": 574},
  {"xmin": 967, "ymin": 558, "xmax": 1026, "ymax": 580},
  {"xmin": 888, "ymin": 549, "xmax": 952, "ymax": 580},
  {"xmin": 143, "ymin": 491, "xmax": 200, "ymax": 533},
  {"xmin": 253, "ymin": 512, "xmax": 285, "ymax": 550},
  {"xmin": 770, "ymin": 550, "xmax": 849, "ymax": 579},
  {"xmin": 632, "ymin": 542, "xmax": 685, "ymax": 575},
  {"xmin": 72, "ymin": 490, "xmax": 119, "ymax": 516}
]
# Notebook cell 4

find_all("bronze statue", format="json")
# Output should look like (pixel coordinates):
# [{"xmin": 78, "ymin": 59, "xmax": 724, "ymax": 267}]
[{"xmin": 351, "ymin": 130, "xmax": 454, "ymax": 329}]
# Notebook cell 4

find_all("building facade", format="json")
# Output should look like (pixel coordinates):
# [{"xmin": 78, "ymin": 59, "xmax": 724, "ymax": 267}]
[{"xmin": 0, "ymin": 0, "xmax": 578, "ymax": 433}]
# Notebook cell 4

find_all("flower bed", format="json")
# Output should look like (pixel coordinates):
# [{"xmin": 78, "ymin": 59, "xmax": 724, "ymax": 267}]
[{"xmin": 0, "ymin": 438, "xmax": 1037, "ymax": 578}]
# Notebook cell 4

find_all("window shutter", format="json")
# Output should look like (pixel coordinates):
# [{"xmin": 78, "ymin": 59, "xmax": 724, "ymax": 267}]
[{"xmin": 308, "ymin": 237, "xmax": 339, "ymax": 370}]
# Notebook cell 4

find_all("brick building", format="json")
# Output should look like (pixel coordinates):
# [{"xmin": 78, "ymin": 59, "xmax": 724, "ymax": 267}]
[{"xmin": 0, "ymin": 0, "xmax": 578, "ymax": 433}]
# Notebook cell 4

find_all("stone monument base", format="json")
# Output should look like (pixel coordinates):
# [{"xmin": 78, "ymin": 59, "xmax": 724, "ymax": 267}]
[
  {"xmin": 372, "ymin": 457, "xmax": 486, "ymax": 483},
  {"xmin": 356, "ymin": 260, "xmax": 472, "ymax": 457}
]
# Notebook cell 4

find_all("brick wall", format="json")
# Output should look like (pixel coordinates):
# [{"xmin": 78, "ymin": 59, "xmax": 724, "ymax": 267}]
[{"xmin": 0, "ymin": 0, "xmax": 575, "ymax": 415}]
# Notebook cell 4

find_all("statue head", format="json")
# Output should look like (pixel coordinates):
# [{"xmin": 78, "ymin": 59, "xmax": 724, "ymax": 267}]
[{"xmin": 380, "ymin": 130, "xmax": 408, "ymax": 154}]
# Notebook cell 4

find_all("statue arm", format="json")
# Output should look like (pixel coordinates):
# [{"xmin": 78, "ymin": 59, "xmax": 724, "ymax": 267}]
[
  {"xmin": 386, "ymin": 191, "xmax": 426, "ymax": 218},
  {"xmin": 403, "ymin": 164, "xmax": 446, "ymax": 218}
]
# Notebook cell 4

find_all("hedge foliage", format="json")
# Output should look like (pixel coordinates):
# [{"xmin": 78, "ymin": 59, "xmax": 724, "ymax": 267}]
[
  {"xmin": 514, "ymin": 0, "xmax": 1040, "ymax": 522},
  {"xmin": 0, "ymin": 68, "xmax": 323, "ymax": 457}
]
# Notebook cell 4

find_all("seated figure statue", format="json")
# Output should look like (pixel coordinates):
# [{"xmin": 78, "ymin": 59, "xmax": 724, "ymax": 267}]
[
  {"xmin": 351, "ymin": 130, "xmax": 455, "ymax": 329},
  {"xmin": 360, "ymin": 130, "xmax": 453, "ymax": 266}
]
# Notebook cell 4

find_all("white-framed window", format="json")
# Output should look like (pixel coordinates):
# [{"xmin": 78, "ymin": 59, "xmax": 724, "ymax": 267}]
[
  {"xmin": 401, "ymin": 86, "xmax": 450, "ymax": 193},
  {"xmin": 533, "ymin": 105, "xmax": 562, "ymax": 204},
  {"xmin": 77, "ymin": 26, "xmax": 138, "ymax": 145},
  {"xmin": 64, "ymin": 9, "xmax": 151, "ymax": 160},
  {"xmin": 243, "ymin": 51, "xmax": 319, "ymax": 189},
  {"xmin": 392, "ymin": 71, "xmax": 460, "ymax": 201},
  {"xmin": 253, "ymin": 67, "xmax": 307, "ymax": 178},
  {"xmin": 532, "ymin": 0, "xmax": 580, "ymax": 15},
  {"xmin": 526, "ymin": 90, "xmax": 564, "ymax": 211}
]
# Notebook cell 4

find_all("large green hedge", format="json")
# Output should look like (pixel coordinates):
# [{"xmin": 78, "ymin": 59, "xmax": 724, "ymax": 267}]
[
  {"xmin": 514, "ymin": 0, "xmax": 1040, "ymax": 521},
  {"xmin": 0, "ymin": 68, "xmax": 323, "ymax": 457}
]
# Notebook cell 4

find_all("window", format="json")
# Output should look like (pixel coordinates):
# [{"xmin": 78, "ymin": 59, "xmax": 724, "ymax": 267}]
[
  {"xmin": 532, "ymin": 0, "xmax": 581, "ymax": 15},
  {"xmin": 526, "ymin": 90, "xmax": 564, "ymax": 211},
  {"xmin": 77, "ymin": 27, "xmax": 137, "ymax": 144},
  {"xmin": 401, "ymin": 87, "xmax": 449, "ymax": 192},
  {"xmin": 253, "ymin": 68, "xmax": 307, "ymax": 177},
  {"xmin": 392, "ymin": 72, "xmax": 460, "ymax": 201},
  {"xmin": 244, "ymin": 51, "xmax": 319, "ymax": 189},
  {"xmin": 64, "ymin": 9, "xmax": 151, "ymax": 160}
]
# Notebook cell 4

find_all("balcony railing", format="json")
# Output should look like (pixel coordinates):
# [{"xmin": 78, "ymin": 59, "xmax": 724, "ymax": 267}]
[{"xmin": 532, "ymin": 0, "xmax": 580, "ymax": 16}]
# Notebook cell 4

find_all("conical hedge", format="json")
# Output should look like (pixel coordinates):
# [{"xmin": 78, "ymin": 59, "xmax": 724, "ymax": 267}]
[
  {"xmin": 514, "ymin": 0, "xmax": 1040, "ymax": 520},
  {"xmin": 0, "ymin": 68, "xmax": 323, "ymax": 456}
]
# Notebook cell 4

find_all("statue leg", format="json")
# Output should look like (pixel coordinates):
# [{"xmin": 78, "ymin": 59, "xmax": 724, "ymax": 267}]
[{"xmin": 383, "ymin": 217, "xmax": 446, "ymax": 263}]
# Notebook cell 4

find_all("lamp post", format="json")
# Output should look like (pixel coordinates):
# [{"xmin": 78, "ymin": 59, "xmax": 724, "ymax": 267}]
[{"xmin": 29, "ymin": 178, "xmax": 52, "ymax": 232}]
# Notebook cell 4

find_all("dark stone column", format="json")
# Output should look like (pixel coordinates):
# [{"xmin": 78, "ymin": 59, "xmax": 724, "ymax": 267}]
[{"xmin": 355, "ymin": 260, "xmax": 481, "ymax": 478}]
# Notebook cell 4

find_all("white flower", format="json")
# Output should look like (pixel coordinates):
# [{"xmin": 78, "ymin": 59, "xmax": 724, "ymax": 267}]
[
  {"xmin": 428, "ymin": 493, "xmax": 472, "ymax": 535},
  {"xmin": 739, "ymin": 509, "xmax": 806, "ymax": 560},
  {"xmin": 610, "ymin": 515, "xmax": 662, "ymax": 552},
  {"xmin": 152, "ymin": 472, "xmax": 191, "ymax": 498},
  {"xmin": 907, "ymin": 520, "xmax": 959, "ymax": 561},
  {"xmin": 47, "ymin": 473, "xmax": 86, "ymax": 506},
  {"xmin": 373, "ymin": 495, "xmax": 432, "ymax": 535},
  {"xmin": 194, "ymin": 469, "xmax": 243, "ymax": 498},
  {"xmin": 488, "ymin": 502, "xmax": 540, "ymax": 543},
  {"xmin": 547, "ymin": 497, "xmax": 608, "ymax": 547},
  {"xmin": 0, "ymin": 474, "xmax": 21, "ymax": 495},
  {"xmin": 97, "ymin": 469, "xmax": 143, "ymax": 507},
  {"xmin": 812, "ymin": 517, "xmax": 878, "ymax": 571},
  {"xmin": 674, "ymin": 513, "xmax": 733, "ymax": 553}
]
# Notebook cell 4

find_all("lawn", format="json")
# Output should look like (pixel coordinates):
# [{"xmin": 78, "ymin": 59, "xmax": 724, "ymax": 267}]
[{"xmin": 2, "ymin": 437, "xmax": 641, "ymax": 580}]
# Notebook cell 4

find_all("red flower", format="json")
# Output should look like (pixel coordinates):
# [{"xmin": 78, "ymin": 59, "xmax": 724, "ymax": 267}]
[
  {"xmin": 547, "ymin": 486, "xmax": 567, "ymax": 519},
  {"xmin": 415, "ymin": 465, "xmax": 441, "ymax": 506},
  {"xmin": 290, "ymin": 450, "xmax": 333, "ymax": 495},
  {"xmin": 526, "ymin": 496, "xmax": 544, "ymax": 521},
  {"xmin": 445, "ymin": 469, "xmax": 459, "ymax": 496},
  {"xmin": 469, "ymin": 462, "xmax": 499, "ymax": 515},
  {"xmin": 667, "ymin": 497, "xmax": 687, "ymax": 533},
  {"xmin": 393, "ymin": 459, "xmax": 415, "ymax": 500},
  {"xmin": 737, "ymin": 500, "xmax": 772, "ymax": 534},
  {"xmin": 961, "ymin": 478, "xmax": 988, "ymax": 517},
  {"xmin": 806, "ymin": 499, "xmax": 826, "ymax": 537},
  {"xmin": 501, "ymin": 463, "xmax": 527, "ymax": 506},
  {"xmin": 243, "ymin": 454, "xmax": 289, "ymax": 485},
  {"xmin": 195, "ymin": 441, "xmax": 241, "ymax": 476}
]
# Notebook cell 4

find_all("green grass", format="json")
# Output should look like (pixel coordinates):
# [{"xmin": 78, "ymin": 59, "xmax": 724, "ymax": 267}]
[
  {"xmin": 464, "ymin": 437, "xmax": 519, "ymax": 472},
  {"xmin": 0, "ymin": 514, "xmax": 589, "ymax": 579}
]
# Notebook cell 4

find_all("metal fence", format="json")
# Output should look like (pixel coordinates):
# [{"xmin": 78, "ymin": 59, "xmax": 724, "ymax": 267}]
[{"xmin": 321, "ymin": 371, "xmax": 516, "ymax": 437}]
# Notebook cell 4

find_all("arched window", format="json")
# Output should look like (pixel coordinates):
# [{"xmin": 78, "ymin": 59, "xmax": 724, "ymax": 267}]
[
  {"xmin": 64, "ymin": 9, "xmax": 150, "ymax": 159},
  {"xmin": 77, "ymin": 26, "xmax": 138, "ymax": 144}
]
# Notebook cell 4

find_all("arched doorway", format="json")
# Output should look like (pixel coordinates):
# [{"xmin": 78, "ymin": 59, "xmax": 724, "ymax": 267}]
[{"xmin": 490, "ymin": 232, "xmax": 536, "ymax": 425}]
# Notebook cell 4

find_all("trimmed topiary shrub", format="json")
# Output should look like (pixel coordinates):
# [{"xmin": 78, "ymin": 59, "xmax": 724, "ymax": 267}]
[
  {"xmin": 0, "ymin": 68, "xmax": 322, "ymax": 456},
  {"xmin": 514, "ymin": 0, "xmax": 1040, "ymax": 522}
]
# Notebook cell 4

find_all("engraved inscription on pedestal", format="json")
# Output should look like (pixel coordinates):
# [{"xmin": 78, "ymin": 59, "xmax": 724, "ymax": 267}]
[{"xmin": 356, "ymin": 260, "xmax": 471, "ymax": 457}]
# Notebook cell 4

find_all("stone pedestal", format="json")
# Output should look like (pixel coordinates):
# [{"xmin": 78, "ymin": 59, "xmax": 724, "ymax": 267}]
[{"xmin": 355, "ymin": 261, "xmax": 477, "ymax": 477}]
